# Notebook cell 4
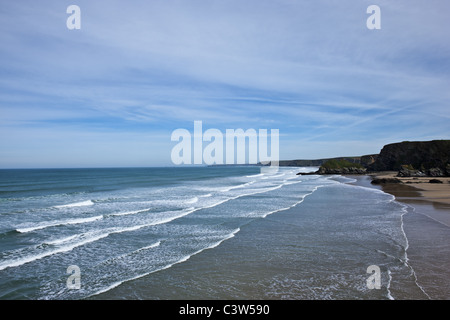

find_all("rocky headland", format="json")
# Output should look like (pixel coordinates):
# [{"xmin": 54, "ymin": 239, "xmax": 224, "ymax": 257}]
[
  {"xmin": 293, "ymin": 140, "xmax": 450, "ymax": 179},
  {"xmin": 290, "ymin": 140, "xmax": 450, "ymax": 205}
]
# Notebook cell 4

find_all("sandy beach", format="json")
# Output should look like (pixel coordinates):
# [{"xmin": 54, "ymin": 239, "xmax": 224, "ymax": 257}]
[
  {"xmin": 363, "ymin": 172, "xmax": 450, "ymax": 299},
  {"xmin": 368, "ymin": 171, "xmax": 450, "ymax": 229},
  {"xmin": 369, "ymin": 171, "xmax": 450, "ymax": 206}
]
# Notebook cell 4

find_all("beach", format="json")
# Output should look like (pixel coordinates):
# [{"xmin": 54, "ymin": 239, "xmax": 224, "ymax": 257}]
[
  {"xmin": 371, "ymin": 172, "xmax": 450, "ymax": 205},
  {"xmin": 369, "ymin": 172, "xmax": 450, "ymax": 222},
  {"xmin": 361, "ymin": 173, "xmax": 450, "ymax": 299}
]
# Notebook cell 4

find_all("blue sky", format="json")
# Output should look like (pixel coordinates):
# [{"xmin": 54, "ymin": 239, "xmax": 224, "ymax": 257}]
[{"xmin": 1, "ymin": 0, "xmax": 449, "ymax": 168}]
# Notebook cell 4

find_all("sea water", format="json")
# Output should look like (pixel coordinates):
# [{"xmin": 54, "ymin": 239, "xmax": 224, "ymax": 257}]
[{"xmin": 0, "ymin": 167, "xmax": 444, "ymax": 299}]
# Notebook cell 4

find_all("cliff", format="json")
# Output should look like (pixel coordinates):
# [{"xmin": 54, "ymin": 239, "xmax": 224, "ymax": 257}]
[
  {"xmin": 295, "ymin": 140, "xmax": 450, "ymax": 177},
  {"xmin": 278, "ymin": 155, "xmax": 377, "ymax": 167},
  {"xmin": 367, "ymin": 140, "xmax": 450, "ymax": 176}
]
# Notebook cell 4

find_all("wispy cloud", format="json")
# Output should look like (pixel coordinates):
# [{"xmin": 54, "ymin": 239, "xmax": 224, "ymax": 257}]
[{"xmin": 0, "ymin": 0, "xmax": 449, "ymax": 167}]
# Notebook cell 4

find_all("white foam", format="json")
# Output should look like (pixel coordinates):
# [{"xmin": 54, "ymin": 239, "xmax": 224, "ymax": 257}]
[
  {"xmin": 386, "ymin": 269, "xmax": 394, "ymax": 300},
  {"xmin": 220, "ymin": 181, "xmax": 255, "ymax": 192},
  {"xmin": 259, "ymin": 185, "xmax": 324, "ymax": 218},
  {"xmin": 281, "ymin": 180, "xmax": 303, "ymax": 186},
  {"xmin": 0, "ymin": 231, "xmax": 109, "ymax": 271},
  {"xmin": 398, "ymin": 204, "xmax": 431, "ymax": 299},
  {"xmin": 180, "ymin": 183, "xmax": 296, "ymax": 221},
  {"xmin": 54, "ymin": 200, "xmax": 94, "ymax": 208},
  {"xmin": 109, "ymin": 208, "xmax": 150, "ymax": 217},
  {"xmin": 205, "ymin": 228, "xmax": 240, "ymax": 249},
  {"xmin": 105, "ymin": 207, "xmax": 198, "ymax": 236},
  {"xmin": 103, "ymin": 241, "xmax": 162, "ymax": 264},
  {"xmin": 186, "ymin": 197, "xmax": 198, "ymax": 204},
  {"xmin": 88, "ymin": 228, "xmax": 240, "ymax": 298},
  {"xmin": 267, "ymin": 173, "xmax": 286, "ymax": 179},
  {"xmin": 199, "ymin": 184, "xmax": 287, "ymax": 214},
  {"xmin": 200, "ymin": 193, "xmax": 212, "ymax": 198},
  {"xmin": 246, "ymin": 173, "xmax": 264, "ymax": 178},
  {"xmin": 89, "ymin": 247, "xmax": 199, "ymax": 297},
  {"xmin": 372, "ymin": 197, "xmax": 431, "ymax": 300},
  {"xmin": 45, "ymin": 234, "xmax": 80, "ymax": 245},
  {"xmin": 16, "ymin": 215, "xmax": 103, "ymax": 233},
  {"xmin": 132, "ymin": 241, "xmax": 161, "ymax": 254},
  {"xmin": 4, "ymin": 207, "xmax": 200, "ymax": 272}
]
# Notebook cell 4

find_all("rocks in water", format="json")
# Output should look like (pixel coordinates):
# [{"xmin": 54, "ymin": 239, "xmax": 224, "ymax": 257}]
[{"xmin": 429, "ymin": 179, "xmax": 443, "ymax": 184}]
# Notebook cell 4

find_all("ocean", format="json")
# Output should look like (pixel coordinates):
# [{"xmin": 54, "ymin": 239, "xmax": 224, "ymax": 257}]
[{"xmin": 0, "ymin": 166, "xmax": 448, "ymax": 300}]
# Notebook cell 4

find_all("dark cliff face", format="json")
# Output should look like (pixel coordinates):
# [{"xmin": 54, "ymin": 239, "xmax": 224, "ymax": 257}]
[
  {"xmin": 278, "ymin": 156, "xmax": 377, "ymax": 167},
  {"xmin": 367, "ymin": 140, "xmax": 450, "ymax": 174},
  {"xmin": 360, "ymin": 154, "xmax": 378, "ymax": 167}
]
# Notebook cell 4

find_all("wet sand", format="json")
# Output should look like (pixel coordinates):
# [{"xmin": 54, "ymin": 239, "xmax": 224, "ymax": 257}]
[
  {"xmin": 360, "ymin": 173, "xmax": 450, "ymax": 299},
  {"xmin": 370, "ymin": 172, "xmax": 450, "ymax": 204},
  {"xmin": 369, "ymin": 172, "xmax": 450, "ymax": 226}
]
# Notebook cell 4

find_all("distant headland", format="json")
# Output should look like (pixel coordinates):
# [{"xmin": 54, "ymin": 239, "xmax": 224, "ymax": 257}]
[{"xmin": 278, "ymin": 140, "xmax": 450, "ymax": 178}]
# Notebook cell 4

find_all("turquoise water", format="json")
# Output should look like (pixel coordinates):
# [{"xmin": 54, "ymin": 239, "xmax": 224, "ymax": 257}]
[{"xmin": 0, "ymin": 167, "xmax": 439, "ymax": 299}]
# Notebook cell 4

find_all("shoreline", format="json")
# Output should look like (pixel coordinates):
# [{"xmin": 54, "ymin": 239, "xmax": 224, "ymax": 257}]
[
  {"xmin": 346, "ymin": 171, "xmax": 450, "ymax": 228},
  {"xmin": 346, "ymin": 172, "xmax": 450, "ymax": 299},
  {"xmin": 367, "ymin": 171, "xmax": 450, "ymax": 207},
  {"xmin": 89, "ymin": 168, "xmax": 450, "ymax": 300}
]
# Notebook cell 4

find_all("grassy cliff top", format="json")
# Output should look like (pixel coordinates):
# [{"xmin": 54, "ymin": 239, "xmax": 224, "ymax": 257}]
[{"xmin": 321, "ymin": 159, "xmax": 364, "ymax": 170}]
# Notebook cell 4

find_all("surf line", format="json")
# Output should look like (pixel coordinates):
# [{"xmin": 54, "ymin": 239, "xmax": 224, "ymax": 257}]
[
  {"xmin": 88, "ymin": 228, "xmax": 240, "ymax": 298},
  {"xmin": 16, "ymin": 215, "xmax": 103, "ymax": 233},
  {"xmin": 54, "ymin": 200, "xmax": 94, "ymax": 208},
  {"xmin": 399, "ymin": 204, "xmax": 432, "ymax": 300}
]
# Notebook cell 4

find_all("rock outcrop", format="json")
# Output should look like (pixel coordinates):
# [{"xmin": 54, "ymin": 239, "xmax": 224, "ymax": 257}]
[
  {"xmin": 298, "ymin": 159, "xmax": 367, "ymax": 175},
  {"xmin": 294, "ymin": 140, "xmax": 450, "ymax": 177},
  {"xmin": 316, "ymin": 166, "xmax": 367, "ymax": 175},
  {"xmin": 397, "ymin": 165, "xmax": 426, "ymax": 177},
  {"xmin": 370, "ymin": 178, "xmax": 402, "ymax": 184},
  {"xmin": 367, "ymin": 140, "xmax": 450, "ymax": 175}
]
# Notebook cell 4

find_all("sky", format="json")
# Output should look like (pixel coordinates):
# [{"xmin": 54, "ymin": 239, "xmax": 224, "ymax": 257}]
[{"xmin": 0, "ymin": 0, "xmax": 449, "ymax": 168}]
